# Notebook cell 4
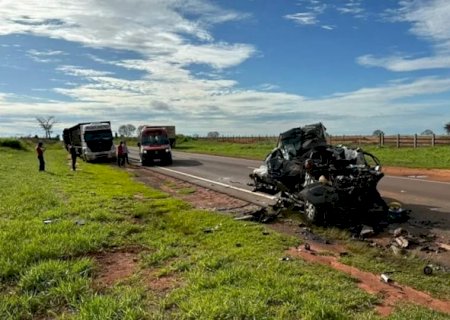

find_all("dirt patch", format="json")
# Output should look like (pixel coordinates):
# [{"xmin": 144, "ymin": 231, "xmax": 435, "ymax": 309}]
[
  {"xmin": 145, "ymin": 270, "xmax": 182, "ymax": 294},
  {"xmin": 131, "ymin": 166, "xmax": 260, "ymax": 215},
  {"xmin": 92, "ymin": 248, "xmax": 141, "ymax": 288},
  {"xmin": 288, "ymin": 245, "xmax": 450, "ymax": 317},
  {"xmin": 384, "ymin": 166, "xmax": 450, "ymax": 182}
]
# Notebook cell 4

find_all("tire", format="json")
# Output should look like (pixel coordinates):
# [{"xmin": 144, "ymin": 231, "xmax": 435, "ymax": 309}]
[
  {"xmin": 304, "ymin": 201, "xmax": 325, "ymax": 225},
  {"xmin": 166, "ymin": 155, "xmax": 173, "ymax": 165}
]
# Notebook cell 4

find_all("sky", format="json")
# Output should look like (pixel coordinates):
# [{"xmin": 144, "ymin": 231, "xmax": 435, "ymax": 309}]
[{"xmin": 1, "ymin": 0, "xmax": 450, "ymax": 137}]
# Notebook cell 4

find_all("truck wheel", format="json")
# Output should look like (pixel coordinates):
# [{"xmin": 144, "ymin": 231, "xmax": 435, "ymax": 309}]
[
  {"xmin": 304, "ymin": 201, "xmax": 325, "ymax": 225},
  {"xmin": 166, "ymin": 156, "xmax": 173, "ymax": 165}
]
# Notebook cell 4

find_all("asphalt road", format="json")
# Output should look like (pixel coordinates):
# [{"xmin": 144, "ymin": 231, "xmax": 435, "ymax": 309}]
[{"xmin": 128, "ymin": 148, "xmax": 450, "ymax": 213}]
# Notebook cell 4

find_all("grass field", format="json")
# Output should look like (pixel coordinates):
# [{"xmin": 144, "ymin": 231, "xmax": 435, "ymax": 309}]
[
  {"xmin": 175, "ymin": 137, "xmax": 450, "ymax": 169},
  {"xmin": 0, "ymin": 139, "xmax": 449, "ymax": 319}
]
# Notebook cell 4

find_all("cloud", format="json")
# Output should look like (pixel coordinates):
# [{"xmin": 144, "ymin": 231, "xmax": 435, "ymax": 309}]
[
  {"xmin": 27, "ymin": 49, "xmax": 66, "ymax": 63},
  {"xmin": 2, "ymin": 72, "xmax": 449, "ymax": 136},
  {"xmin": 284, "ymin": 12, "xmax": 318, "ymax": 26},
  {"xmin": 57, "ymin": 65, "xmax": 114, "ymax": 77},
  {"xmin": 286, "ymin": 0, "xmax": 367, "ymax": 29},
  {"xmin": 357, "ymin": 54, "xmax": 450, "ymax": 71},
  {"xmin": 336, "ymin": 0, "xmax": 366, "ymax": 18},
  {"xmin": 321, "ymin": 25, "xmax": 335, "ymax": 30},
  {"xmin": 359, "ymin": 0, "xmax": 450, "ymax": 71},
  {"xmin": 0, "ymin": 0, "xmax": 254, "ymax": 69}
]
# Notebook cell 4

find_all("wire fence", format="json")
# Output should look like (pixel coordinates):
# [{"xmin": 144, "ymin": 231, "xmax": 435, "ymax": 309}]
[{"xmin": 196, "ymin": 134, "xmax": 450, "ymax": 148}]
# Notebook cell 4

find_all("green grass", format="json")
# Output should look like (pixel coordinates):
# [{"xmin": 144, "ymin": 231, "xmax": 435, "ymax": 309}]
[
  {"xmin": 0, "ymin": 142, "xmax": 449, "ymax": 319},
  {"xmin": 176, "ymin": 138, "xmax": 450, "ymax": 169},
  {"xmin": 363, "ymin": 145, "xmax": 450, "ymax": 169}
]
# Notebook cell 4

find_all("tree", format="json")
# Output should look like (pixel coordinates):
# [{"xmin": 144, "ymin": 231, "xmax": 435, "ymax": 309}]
[
  {"xmin": 118, "ymin": 124, "xmax": 136, "ymax": 137},
  {"xmin": 137, "ymin": 125, "xmax": 146, "ymax": 135},
  {"xmin": 207, "ymin": 131, "xmax": 220, "ymax": 138},
  {"xmin": 445, "ymin": 122, "xmax": 450, "ymax": 135},
  {"xmin": 372, "ymin": 129, "xmax": 384, "ymax": 136},
  {"xmin": 421, "ymin": 129, "xmax": 434, "ymax": 135},
  {"xmin": 36, "ymin": 116, "xmax": 57, "ymax": 139}
]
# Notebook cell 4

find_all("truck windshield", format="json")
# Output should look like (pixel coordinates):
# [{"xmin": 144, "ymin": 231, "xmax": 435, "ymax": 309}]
[
  {"xmin": 141, "ymin": 135, "xmax": 169, "ymax": 146},
  {"xmin": 84, "ymin": 130, "xmax": 113, "ymax": 141}
]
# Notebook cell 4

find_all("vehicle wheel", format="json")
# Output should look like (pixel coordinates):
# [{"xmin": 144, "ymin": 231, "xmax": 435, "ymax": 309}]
[
  {"xmin": 166, "ymin": 156, "xmax": 173, "ymax": 165},
  {"xmin": 304, "ymin": 201, "xmax": 324, "ymax": 225}
]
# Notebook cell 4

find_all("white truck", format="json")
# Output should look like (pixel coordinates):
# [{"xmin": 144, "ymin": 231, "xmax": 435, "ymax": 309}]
[{"xmin": 63, "ymin": 121, "xmax": 116, "ymax": 162}]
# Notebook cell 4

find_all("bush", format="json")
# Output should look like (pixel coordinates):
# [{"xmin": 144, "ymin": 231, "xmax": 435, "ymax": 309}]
[{"xmin": 0, "ymin": 139, "xmax": 27, "ymax": 150}]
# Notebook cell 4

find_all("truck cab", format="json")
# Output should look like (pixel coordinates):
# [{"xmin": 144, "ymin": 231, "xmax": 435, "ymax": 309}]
[
  {"xmin": 138, "ymin": 127, "xmax": 173, "ymax": 165},
  {"xmin": 81, "ymin": 123, "xmax": 116, "ymax": 161},
  {"xmin": 63, "ymin": 122, "xmax": 116, "ymax": 162}
]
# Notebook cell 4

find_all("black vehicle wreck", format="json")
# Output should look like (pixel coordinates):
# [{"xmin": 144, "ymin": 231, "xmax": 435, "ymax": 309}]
[{"xmin": 250, "ymin": 123, "xmax": 388, "ymax": 227}]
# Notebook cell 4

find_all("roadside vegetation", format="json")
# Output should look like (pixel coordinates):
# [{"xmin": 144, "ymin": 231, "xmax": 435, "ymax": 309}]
[
  {"xmin": 175, "ymin": 137, "xmax": 450, "ymax": 169},
  {"xmin": 1, "ymin": 140, "xmax": 449, "ymax": 319}
]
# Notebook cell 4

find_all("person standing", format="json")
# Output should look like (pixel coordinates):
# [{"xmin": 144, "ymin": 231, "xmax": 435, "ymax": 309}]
[
  {"xmin": 122, "ymin": 141, "xmax": 130, "ymax": 165},
  {"xmin": 69, "ymin": 144, "xmax": 77, "ymax": 171},
  {"xmin": 117, "ymin": 141, "xmax": 124, "ymax": 166},
  {"xmin": 36, "ymin": 142, "xmax": 45, "ymax": 171}
]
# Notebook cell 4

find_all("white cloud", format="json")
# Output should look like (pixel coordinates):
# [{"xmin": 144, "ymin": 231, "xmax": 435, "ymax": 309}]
[
  {"xmin": 359, "ymin": 0, "xmax": 450, "ymax": 71},
  {"xmin": 321, "ymin": 25, "xmax": 335, "ymax": 30},
  {"xmin": 28, "ymin": 49, "xmax": 66, "ymax": 56},
  {"xmin": 357, "ymin": 54, "xmax": 450, "ymax": 71},
  {"xmin": 57, "ymin": 65, "xmax": 114, "ymax": 77},
  {"xmin": 336, "ymin": 0, "xmax": 365, "ymax": 18},
  {"xmin": 27, "ymin": 49, "xmax": 66, "ymax": 63},
  {"xmin": 0, "ymin": 0, "xmax": 255, "ymax": 69},
  {"xmin": 284, "ymin": 12, "xmax": 318, "ymax": 25},
  {"xmin": 2, "ymin": 73, "xmax": 450, "ymax": 136}
]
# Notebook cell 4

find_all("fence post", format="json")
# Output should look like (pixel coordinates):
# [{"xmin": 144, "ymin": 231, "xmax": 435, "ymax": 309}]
[
  {"xmin": 432, "ymin": 134, "xmax": 435, "ymax": 147},
  {"xmin": 378, "ymin": 134, "xmax": 382, "ymax": 147},
  {"xmin": 414, "ymin": 134, "xmax": 417, "ymax": 148},
  {"xmin": 396, "ymin": 134, "xmax": 400, "ymax": 148}
]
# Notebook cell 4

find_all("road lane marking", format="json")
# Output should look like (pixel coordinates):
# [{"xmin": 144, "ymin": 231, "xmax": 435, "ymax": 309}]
[{"xmin": 155, "ymin": 166, "xmax": 277, "ymax": 201}]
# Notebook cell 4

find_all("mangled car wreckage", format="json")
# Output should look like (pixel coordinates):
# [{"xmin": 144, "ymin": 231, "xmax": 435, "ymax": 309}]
[{"xmin": 250, "ymin": 123, "xmax": 388, "ymax": 226}]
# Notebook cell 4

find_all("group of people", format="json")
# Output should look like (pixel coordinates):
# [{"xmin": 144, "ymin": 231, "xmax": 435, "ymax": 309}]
[
  {"xmin": 117, "ymin": 141, "xmax": 130, "ymax": 167},
  {"xmin": 35, "ymin": 140, "xmax": 130, "ymax": 172},
  {"xmin": 36, "ymin": 142, "xmax": 77, "ymax": 172}
]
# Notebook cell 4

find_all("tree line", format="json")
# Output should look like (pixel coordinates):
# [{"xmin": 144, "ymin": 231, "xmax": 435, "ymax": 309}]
[{"xmin": 32, "ymin": 117, "xmax": 450, "ymax": 139}]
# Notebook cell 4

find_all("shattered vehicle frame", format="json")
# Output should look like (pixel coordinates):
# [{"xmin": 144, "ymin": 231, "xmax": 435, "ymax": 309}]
[{"xmin": 250, "ymin": 123, "xmax": 388, "ymax": 226}]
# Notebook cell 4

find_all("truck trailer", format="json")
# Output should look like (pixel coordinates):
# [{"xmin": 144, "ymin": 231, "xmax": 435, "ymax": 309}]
[{"xmin": 63, "ymin": 121, "xmax": 116, "ymax": 162}]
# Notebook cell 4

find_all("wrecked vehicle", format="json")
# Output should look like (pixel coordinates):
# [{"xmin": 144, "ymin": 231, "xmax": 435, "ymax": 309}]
[{"xmin": 250, "ymin": 123, "xmax": 388, "ymax": 226}]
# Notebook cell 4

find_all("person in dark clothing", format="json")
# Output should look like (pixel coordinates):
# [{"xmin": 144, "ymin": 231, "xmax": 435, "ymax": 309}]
[
  {"xmin": 117, "ymin": 141, "xmax": 124, "ymax": 166},
  {"xmin": 69, "ymin": 144, "xmax": 77, "ymax": 171},
  {"xmin": 36, "ymin": 142, "xmax": 45, "ymax": 171}
]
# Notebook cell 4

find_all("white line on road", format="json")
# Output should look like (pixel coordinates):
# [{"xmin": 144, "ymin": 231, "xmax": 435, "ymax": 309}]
[{"xmin": 156, "ymin": 166, "xmax": 277, "ymax": 201}]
